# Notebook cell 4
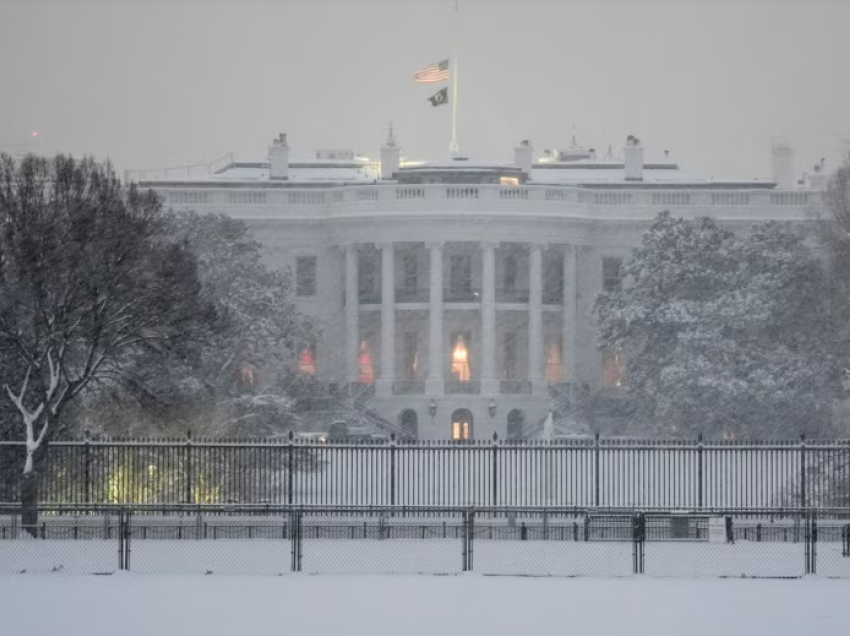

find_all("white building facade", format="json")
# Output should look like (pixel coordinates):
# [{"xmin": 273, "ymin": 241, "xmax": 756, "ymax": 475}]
[{"xmin": 133, "ymin": 134, "xmax": 826, "ymax": 441}]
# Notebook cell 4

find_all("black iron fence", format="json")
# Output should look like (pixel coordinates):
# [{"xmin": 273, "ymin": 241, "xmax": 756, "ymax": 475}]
[
  {"xmin": 2, "ymin": 504, "xmax": 850, "ymax": 577},
  {"xmin": 1, "ymin": 435, "xmax": 849, "ymax": 508}
]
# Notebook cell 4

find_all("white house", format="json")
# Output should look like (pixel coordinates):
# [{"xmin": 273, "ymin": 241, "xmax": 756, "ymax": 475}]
[{"xmin": 131, "ymin": 132, "xmax": 827, "ymax": 441}]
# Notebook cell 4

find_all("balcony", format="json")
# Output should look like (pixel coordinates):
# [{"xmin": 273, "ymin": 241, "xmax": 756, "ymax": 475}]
[
  {"xmin": 500, "ymin": 380, "xmax": 532, "ymax": 395},
  {"xmin": 496, "ymin": 288, "xmax": 529, "ymax": 303},
  {"xmin": 395, "ymin": 288, "xmax": 429, "ymax": 303},
  {"xmin": 444, "ymin": 287, "xmax": 481, "ymax": 303},
  {"xmin": 393, "ymin": 381, "xmax": 426, "ymax": 395},
  {"xmin": 445, "ymin": 380, "xmax": 481, "ymax": 395}
]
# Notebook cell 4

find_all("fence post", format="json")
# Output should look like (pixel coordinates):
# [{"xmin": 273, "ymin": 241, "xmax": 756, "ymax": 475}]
[
  {"xmin": 123, "ymin": 510, "xmax": 132, "ymax": 572},
  {"xmin": 697, "ymin": 434, "xmax": 704, "ymax": 509},
  {"xmin": 83, "ymin": 429, "xmax": 92, "ymax": 504},
  {"xmin": 117, "ymin": 509, "xmax": 125, "ymax": 571},
  {"xmin": 287, "ymin": 431, "xmax": 295, "ymax": 506},
  {"xmin": 807, "ymin": 510, "xmax": 818, "ymax": 576},
  {"xmin": 390, "ymin": 434, "xmax": 396, "ymax": 508},
  {"xmin": 185, "ymin": 430, "xmax": 193, "ymax": 504},
  {"xmin": 799, "ymin": 434, "xmax": 807, "ymax": 508},
  {"xmin": 463, "ymin": 508, "xmax": 475, "ymax": 572},
  {"xmin": 491, "ymin": 432, "xmax": 499, "ymax": 507},
  {"xmin": 594, "ymin": 434, "xmax": 601, "ymax": 507},
  {"xmin": 290, "ymin": 509, "xmax": 302, "ymax": 572},
  {"xmin": 632, "ymin": 512, "xmax": 645, "ymax": 574}
]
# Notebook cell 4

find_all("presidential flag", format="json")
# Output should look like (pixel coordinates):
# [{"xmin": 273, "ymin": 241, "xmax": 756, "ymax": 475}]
[
  {"xmin": 414, "ymin": 59, "xmax": 450, "ymax": 83},
  {"xmin": 428, "ymin": 87, "xmax": 449, "ymax": 107}
]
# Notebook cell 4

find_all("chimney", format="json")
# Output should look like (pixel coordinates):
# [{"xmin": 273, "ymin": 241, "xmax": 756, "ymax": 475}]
[
  {"xmin": 380, "ymin": 125, "xmax": 401, "ymax": 180},
  {"xmin": 514, "ymin": 139, "xmax": 534, "ymax": 175},
  {"xmin": 623, "ymin": 135, "xmax": 644, "ymax": 181},
  {"xmin": 268, "ymin": 133, "xmax": 290, "ymax": 180},
  {"xmin": 771, "ymin": 141, "xmax": 795, "ymax": 189},
  {"xmin": 807, "ymin": 159, "xmax": 828, "ymax": 191}
]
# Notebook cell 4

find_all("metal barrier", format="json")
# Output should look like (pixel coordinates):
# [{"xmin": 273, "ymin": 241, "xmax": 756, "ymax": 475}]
[
  {"xmin": 3, "ymin": 436, "xmax": 850, "ymax": 508},
  {"xmin": 2, "ymin": 505, "xmax": 850, "ymax": 577}
]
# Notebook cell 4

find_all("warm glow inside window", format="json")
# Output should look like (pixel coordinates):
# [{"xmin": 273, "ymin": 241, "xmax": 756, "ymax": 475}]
[
  {"xmin": 500, "ymin": 176, "xmax": 519, "ymax": 186},
  {"xmin": 450, "ymin": 335, "xmax": 470, "ymax": 382},
  {"xmin": 298, "ymin": 347, "xmax": 316, "ymax": 375},
  {"xmin": 359, "ymin": 340, "xmax": 375, "ymax": 384},
  {"xmin": 452, "ymin": 421, "xmax": 470, "ymax": 440}
]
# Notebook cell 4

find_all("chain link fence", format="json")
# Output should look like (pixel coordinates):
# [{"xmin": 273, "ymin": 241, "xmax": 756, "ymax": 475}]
[{"xmin": 1, "ymin": 505, "xmax": 849, "ymax": 577}]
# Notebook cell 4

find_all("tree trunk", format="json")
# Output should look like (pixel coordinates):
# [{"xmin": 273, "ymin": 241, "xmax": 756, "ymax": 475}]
[
  {"xmin": 20, "ymin": 442, "xmax": 49, "ymax": 538},
  {"xmin": 20, "ymin": 471, "xmax": 39, "ymax": 537}
]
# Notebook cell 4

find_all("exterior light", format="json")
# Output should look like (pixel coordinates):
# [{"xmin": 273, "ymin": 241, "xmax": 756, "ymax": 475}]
[
  {"xmin": 429, "ymin": 399, "xmax": 437, "ymax": 418},
  {"xmin": 489, "ymin": 399, "xmax": 497, "ymax": 418}
]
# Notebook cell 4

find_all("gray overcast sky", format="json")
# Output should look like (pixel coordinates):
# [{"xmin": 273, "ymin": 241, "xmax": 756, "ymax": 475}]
[{"xmin": 1, "ymin": 0, "xmax": 849, "ymax": 180}]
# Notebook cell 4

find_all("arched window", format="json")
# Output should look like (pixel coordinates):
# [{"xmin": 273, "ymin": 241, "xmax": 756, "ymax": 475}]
[
  {"xmin": 507, "ymin": 409, "xmax": 525, "ymax": 440},
  {"xmin": 399, "ymin": 409, "xmax": 419, "ymax": 440},
  {"xmin": 451, "ymin": 408, "xmax": 474, "ymax": 441}
]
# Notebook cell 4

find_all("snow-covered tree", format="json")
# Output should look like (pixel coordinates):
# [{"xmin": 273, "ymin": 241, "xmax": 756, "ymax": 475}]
[
  {"xmin": 0, "ymin": 154, "xmax": 213, "ymax": 528},
  {"xmin": 77, "ymin": 211, "xmax": 317, "ymax": 439},
  {"xmin": 594, "ymin": 212, "xmax": 835, "ymax": 438}
]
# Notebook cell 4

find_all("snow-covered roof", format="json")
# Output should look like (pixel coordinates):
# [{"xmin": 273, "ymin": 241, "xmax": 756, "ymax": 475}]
[{"xmin": 529, "ymin": 162, "xmax": 770, "ymax": 187}]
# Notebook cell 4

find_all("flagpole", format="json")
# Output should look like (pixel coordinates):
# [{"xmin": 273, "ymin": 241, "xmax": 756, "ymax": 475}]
[{"xmin": 449, "ymin": 0, "xmax": 459, "ymax": 156}]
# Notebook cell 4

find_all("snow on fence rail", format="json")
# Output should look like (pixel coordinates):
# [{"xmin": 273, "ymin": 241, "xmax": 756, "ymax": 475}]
[{"xmin": 1, "ymin": 437, "xmax": 848, "ymax": 508}]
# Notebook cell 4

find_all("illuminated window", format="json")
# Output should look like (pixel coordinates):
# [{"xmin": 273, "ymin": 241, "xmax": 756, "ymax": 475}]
[
  {"xmin": 298, "ymin": 347, "xmax": 317, "ymax": 375},
  {"xmin": 500, "ymin": 176, "xmax": 519, "ymax": 186},
  {"xmin": 359, "ymin": 340, "xmax": 375, "ymax": 385},
  {"xmin": 452, "ymin": 421, "xmax": 470, "ymax": 440},
  {"xmin": 544, "ymin": 336, "xmax": 563, "ymax": 383},
  {"xmin": 450, "ymin": 333, "xmax": 471, "ymax": 382},
  {"xmin": 451, "ymin": 409, "xmax": 473, "ymax": 440},
  {"xmin": 601, "ymin": 350, "xmax": 623, "ymax": 388}
]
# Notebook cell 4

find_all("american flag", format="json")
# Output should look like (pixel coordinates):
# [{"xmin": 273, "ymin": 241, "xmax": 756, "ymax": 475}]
[{"xmin": 414, "ymin": 59, "xmax": 450, "ymax": 83}]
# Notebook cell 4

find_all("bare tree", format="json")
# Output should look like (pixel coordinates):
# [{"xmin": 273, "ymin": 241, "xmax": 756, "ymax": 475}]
[{"xmin": 0, "ymin": 153, "xmax": 212, "ymax": 530}]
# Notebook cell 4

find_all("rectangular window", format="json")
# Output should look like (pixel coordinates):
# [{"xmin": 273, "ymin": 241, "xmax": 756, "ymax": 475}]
[
  {"xmin": 543, "ymin": 252, "xmax": 563, "ymax": 304},
  {"xmin": 358, "ymin": 251, "xmax": 379, "ymax": 303},
  {"xmin": 450, "ymin": 255, "xmax": 472, "ymax": 295},
  {"xmin": 544, "ymin": 334, "xmax": 563, "ymax": 383},
  {"xmin": 403, "ymin": 254, "xmax": 418, "ymax": 295},
  {"xmin": 602, "ymin": 257, "xmax": 624, "ymax": 292},
  {"xmin": 503, "ymin": 332, "xmax": 517, "ymax": 381},
  {"xmin": 403, "ymin": 332, "xmax": 419, "ymax": 381},
  {"xmin": 296, "ymin": 256, "xmax": 317, "ymax": 296},
  {"xmin": 503, "ymin": 255, "xmax": 518, "ymax": 292},
  {"xmin": 449, "ymin": 331, "xmax": 472, "ymax": 381}
]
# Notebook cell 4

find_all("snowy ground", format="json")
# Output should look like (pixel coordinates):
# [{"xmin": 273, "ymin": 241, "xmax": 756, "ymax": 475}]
[
  {"xmin": 3, "ymin": 538, "xmax": 850, "ymax": 577},
  {"xmin": 1, "ymin": 574, "xmax": 849, "ymax": 636}
]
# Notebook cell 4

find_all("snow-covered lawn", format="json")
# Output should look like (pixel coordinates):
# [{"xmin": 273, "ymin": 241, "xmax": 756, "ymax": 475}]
[
  {"xmin": 1, "ymin": 574, "xmax": 849, "ymax": 635},
  {"xmin": 4, "ymin": 538, "xmax": 850, "ymax": 578}
]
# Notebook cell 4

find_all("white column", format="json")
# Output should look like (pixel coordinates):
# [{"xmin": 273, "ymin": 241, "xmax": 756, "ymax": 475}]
[
  {"xmin": 528, "ymin": 243, "xmax": 545, "ymax": 395},
  {"xmin": 562, "ymin": 245, "xmax": 577, "ymax": 381},
  {"xmin": 377, "ymin": 243, "xmax": 395, "ymax": 397},
  {"xmin": 426, "ymin": 242, "xmax": 444, "ymax": 395},
  {"xmin": 481, "ymin": 242, "xmax": 498, "ymax": 394},
  {"xmin": 344, "ymin": 244, "xmax": 360, "ymax": 385}
]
